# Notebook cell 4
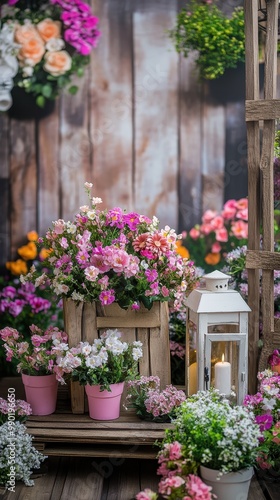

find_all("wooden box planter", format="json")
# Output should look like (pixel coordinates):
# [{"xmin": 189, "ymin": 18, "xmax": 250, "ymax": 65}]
[{"xmin": 63, "ymin": 300, "xmax": 171, "ymax": 414}]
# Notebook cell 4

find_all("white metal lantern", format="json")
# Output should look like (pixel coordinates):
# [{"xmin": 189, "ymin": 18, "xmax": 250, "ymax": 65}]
[{"xmin": 185, "ymin": 271, "xmax": 251, "ymax": 405}]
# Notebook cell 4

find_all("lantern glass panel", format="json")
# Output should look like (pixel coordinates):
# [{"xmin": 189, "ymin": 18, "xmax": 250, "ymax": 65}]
[{"xmin": 187, "ymin": 321, "xmax": 198, "ymax": 395}]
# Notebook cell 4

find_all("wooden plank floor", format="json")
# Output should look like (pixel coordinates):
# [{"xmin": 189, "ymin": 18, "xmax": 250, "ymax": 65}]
[{"xmin": 0, "ymin": 456, "xmax": 268, "ymax": 500}]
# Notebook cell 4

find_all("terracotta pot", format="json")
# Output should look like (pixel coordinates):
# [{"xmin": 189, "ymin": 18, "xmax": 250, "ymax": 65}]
[
  {"xmin": 85, "ymin": 382, "xmax": 124, "ymax": 420},
  {"xmin": 22, "ymin": 373, "xmax": 58, "ymax": 415}
]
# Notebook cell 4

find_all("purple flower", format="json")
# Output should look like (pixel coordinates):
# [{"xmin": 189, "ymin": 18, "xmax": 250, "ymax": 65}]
[
  {"xmin": 99, "ymin": 289, "xmax": 115, "ymax": 306},
  {"xmin": 1, "ymin": 286, "xmax": 17, "ymax": 299},
  {"xmin": 255, "ymin": 414, "xmax": 274, "ymax": 432}
]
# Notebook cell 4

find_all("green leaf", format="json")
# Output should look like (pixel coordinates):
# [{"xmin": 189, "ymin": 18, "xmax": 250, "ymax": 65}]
[
  {"xmin": 36, "ymin": 95, "xmax": 45, "ymax": 108},
  {"xmin": 42, "ymin": 84, "xmax": 53, "ymax": 98},
  {"xmin": 68, "ymin": 85, "xmax": 78, "ymax": 95},
  {"xmin": 77, "ymin": 68, "xmax": 84, "ymax": 77}
]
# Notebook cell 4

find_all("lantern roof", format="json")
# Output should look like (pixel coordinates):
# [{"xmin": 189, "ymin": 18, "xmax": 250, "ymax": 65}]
[{"xmin": 186, "ymin": 288, "xmax": 251, "ymax": 313}]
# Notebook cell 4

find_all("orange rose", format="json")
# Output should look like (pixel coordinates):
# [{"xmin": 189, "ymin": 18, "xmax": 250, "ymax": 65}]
[
  {"xmin": 39, "ymin": 248, "xmax": 53, "ymax": 260},
  {"xmin": 6, "ymin": 259, "xmax": 28, "ymax": 276},
  {"xmin": 18, "ymin": 242, "xmax": 37, "ymax": 261},
  {"xmin": 14, "ymin": 23, "xmax": 43, "ymax": 45},
  {"xmin": 175, "ymin": 241, "xmax": 190, "ymax": 259},
  {"xmin": 18, "ymin": 37, "xmax": 45, "ymax": 65},
  {"xmin": 27, "ymin": 230, "xmax": 39, "ymax": 242},
  {"xmin": 204, "ymin": 252, "xmax": 221, "ymax": 266},
  {"xmin": 44, "ymin": 50, "xmax": 72, "ymax": 76},
  {"xmin": 36, "ymin": 18, "xmax": 61, "ymax": 42}
]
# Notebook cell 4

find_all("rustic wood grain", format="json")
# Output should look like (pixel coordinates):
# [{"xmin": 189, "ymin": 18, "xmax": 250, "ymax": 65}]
[
  {"xmin": 37, "ymin": 106, "xmax": 60, "ymax": 236},
  {"xmin": 201, "ymin": 97, "xmax": 225, "ymax": 214},
  {"xmin": 246, "ymin": 99, "xmax": 280, "ymax": 121},
  {"xmin": 178, "ymin": 51, "xmax": 202, "ymax": 230},
  {"xmin": 258, "ymin": 0, "xmax": 278, "ymax": 372},
  {"xmin": 60, "ymin": 458, "xmax": 103, "ymax": 500},
  {"xmin": 246, "ymin": 250, "xmax": 280, "ymax": 269},
  {"xmin": 244, "ymin": 0, "xmax": 262, "ymax": 393},
  {"xmin": 0, "ymin": 115, "xmax": 10, "ymax": 268},
  {"xmin": 89, "ymin": 0, "xmax": 134, "ymax": 212},
  {"xmin": 133, "ymin": 2, "xmax": 179, "ymax": 228},
  {"xmin": 9, "ymin": 121, "xmax": 37, "ymax": 257}
]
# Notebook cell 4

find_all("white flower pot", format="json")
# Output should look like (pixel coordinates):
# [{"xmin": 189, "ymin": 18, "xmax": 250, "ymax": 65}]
[{"xmin": 200, "ymin": 465, "xmax": 254, "ymax": 500}]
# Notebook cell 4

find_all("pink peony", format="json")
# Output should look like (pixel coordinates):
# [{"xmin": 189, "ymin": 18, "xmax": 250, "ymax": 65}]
[
  {"xmin": 215, "ymin": 227, "xmax": 228, "ymax": 242},
  {"xmin": 231, "ymin": 220, "xmax": 248, "ymax": 239},
  {"xmin": 202, "ymin": 209, "xmax": 217, "ymax": 224},
  {"xmin": 189, "ymin": 227, "xmax": 200, "ymax": 240}
]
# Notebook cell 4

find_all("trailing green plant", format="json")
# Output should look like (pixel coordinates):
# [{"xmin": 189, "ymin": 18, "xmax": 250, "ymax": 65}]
[{"xmin": 170, "ymin": 0, "xmax": 245, "ymax": 80}]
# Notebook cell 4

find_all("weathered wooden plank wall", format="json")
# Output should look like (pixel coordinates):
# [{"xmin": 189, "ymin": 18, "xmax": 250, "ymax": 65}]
[{"xmin": 0, "ymin": 0, "xmax": 247, "ymax": 268}]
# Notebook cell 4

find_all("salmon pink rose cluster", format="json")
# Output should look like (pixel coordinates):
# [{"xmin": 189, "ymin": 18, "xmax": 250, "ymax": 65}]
[
  {"xmin": 177, "ymin": 198, "xmax": 248, "ymax": 272},
  {"xmin": 1, "ymin": 0, "xmax": 100, "ymax": 107},
  {"xmin": 23, "ymin": 182, "xmax": 198, "ymax": 310}
]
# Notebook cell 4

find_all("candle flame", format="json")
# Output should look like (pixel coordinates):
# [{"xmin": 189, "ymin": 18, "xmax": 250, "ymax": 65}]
[{"xmin": 222, "ymin": 353, "xmax": 225, "ymax": 363}]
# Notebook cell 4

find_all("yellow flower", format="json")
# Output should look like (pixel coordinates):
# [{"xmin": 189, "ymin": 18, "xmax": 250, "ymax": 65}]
[
  {"xmin": 6, "ymin": 259, "xmax": 28, "ymax": 276},
  {"xmin": 18, "ymin": 242, "xmax": 37, "ymax": 261},
  {"xmin": 204, "ymin": 252, "xmax": 221, "ymax": 266},
  {"xmin": 175, "ymin": 241, "xmax": 190, "ymax": 259},
  {"xmin": 27, "ymin": 231, "xmax": 39, "ymax": 242},
  {"xmin": 39, "ymin": 247, "xmax": 53, "ymax": 260}
]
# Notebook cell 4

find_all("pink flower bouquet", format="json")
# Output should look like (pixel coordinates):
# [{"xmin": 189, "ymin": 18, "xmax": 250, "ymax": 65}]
[
  {"xmin": 0, "ymin": 397, "xmax": 32, "ymax": 424},
  {"xmin": 135, "ymin": 441, "xmax": 214, "ymax": 499},
  {"xmin": 24, "ymin": 182, "xmax": 198, "ymax": 310},
  {"xmin": 0, "ymin": 325, "xmax": 68, "ymax": 379},
  {"xmin": 125, "ymin": 376, "xmax": 186, "ymax": 422}
]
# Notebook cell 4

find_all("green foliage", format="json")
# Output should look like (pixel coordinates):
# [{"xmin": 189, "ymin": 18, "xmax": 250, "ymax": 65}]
[{"xmin": 170, "ymin": 1, "xmax": 245, "ymax": 80}]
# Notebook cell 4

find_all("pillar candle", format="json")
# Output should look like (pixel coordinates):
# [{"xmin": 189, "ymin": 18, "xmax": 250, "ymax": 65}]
[
  {"xmin": 214, "ymin": 355, "xmax": 231, "ymax": 396},
  {"xmin": 188, "ymin": 362, "xmax": 198, "ymax": 395}
]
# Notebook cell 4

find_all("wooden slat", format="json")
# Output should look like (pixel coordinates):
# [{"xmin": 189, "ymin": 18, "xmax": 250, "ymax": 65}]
[
  {"xmin": 0, "ymin": 114, "xmax": 10, "ymax": 268},
  {"xmin": 10, "ymin": 121, "xmax": 37, "ymax": 256},
  {"xmin": 37, "ymin": 108, "xmax": 60, "ymax": 236},
  {"xmin": 63, "ymin": 300, "xmax": 85, "ymax": 414},
  {"xmin": 246, "ymin": 99, "xmax": 280, "ymax": 121},
  {"xmin": 60, "ymin": 458, "xmax": 103, "ymax": 500},
  {"xmin": 89, "ymin": 0, "xmax": 134, "ymax": 212},
  {"xmin": 133, "ymin": 1, "xmax": 179, "ymax": 228},
  {"xmin": 246, "ymin": 250, "xmax": 280, "ymax": 269},
  {"xmin": 39, "ymin": 444, "xmax": 158, "ymax": 459},
  {"xmin": 244, "ymin": 0, "xmax": 261, "ymax": 394},
  {"xmin": 178, "ymin": 51, "xmax": 202, "ymax": 230},
  {"xmin": 201, "ymin": 98, "xmax": 225, "ymax": 214}
]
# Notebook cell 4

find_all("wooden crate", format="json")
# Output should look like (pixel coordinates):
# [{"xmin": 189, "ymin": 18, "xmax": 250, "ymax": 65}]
[{"xmin": 63, "ymin": 300, "xmax": 171, "ymax": 414}]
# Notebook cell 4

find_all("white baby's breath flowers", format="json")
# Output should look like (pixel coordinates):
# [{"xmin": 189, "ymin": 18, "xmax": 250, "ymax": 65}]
[{"xmin": 0, "ymin": 422, "xmax": 46, "ymax": 487}]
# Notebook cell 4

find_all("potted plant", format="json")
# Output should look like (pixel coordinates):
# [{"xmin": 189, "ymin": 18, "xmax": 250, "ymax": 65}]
[
  {"xmin": 169, "ymin": 0, "xmax": 249, "ymax": 103},
  {"xmin": 55, "ymin": 328, "xmax": 143, "ymax": 420},
  {"xmin": 23, "ymin": 182, "xmax": 198, "ymax": 311},
  {"xmin": 170, "ymin": 0, "xmax": 245, "ymax": 81},
  {"xmin": 125, "ymin": 375, "xmax": 186, "ymax": 423},
  {"xmin": 0, "ymin": 324, "xmax": 68, "ymax": 415},
  {"xmin": 243, "ymin": 369, "xmax": 280, "ymax": 479},
  {"xmin": 0, "ymin": 0, "xmax": 101, "ymax": 118},
  {"xmin": 160, "ymin": 389, "xmax": 261, "ymax": 500}
]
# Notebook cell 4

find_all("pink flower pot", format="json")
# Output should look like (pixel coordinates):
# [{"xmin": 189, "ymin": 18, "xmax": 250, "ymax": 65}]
[
  {"xmin": 22, "ymin": 373, "xmax": 58, "ymax": 416},
  {"xmin": 85, "ymin": 382, "xmax": 124, "ymax": 420}
]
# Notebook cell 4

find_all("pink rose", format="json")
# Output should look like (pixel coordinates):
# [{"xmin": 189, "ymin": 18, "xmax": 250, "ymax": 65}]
[
  {"xmin": 210, "ymin": 215, "xmax": 224, "ymax": 230},
  {"xmin": 236, "ymin": 197, "xmax": 248, "ymax": 210},
  {"xmin": 211, "ymin": 242, "xmax": 222, "ymax": 253},
  {"xmin": 215, "ymin": 227, "xmax": 228, "ymax": 242},
  {"xmin": 200, "ymin": 224, "xmax": 213, "ymax": 235},
  {"xmin": 236, "ymin": 208, "xmax": 248, "ymax": 221},
  {"xmin": 202, "ymin": 209, "xmax": 217, "ymax": 224},
  {"xmin": 189, "ymin": 227, "xmax": 200, "ymax": 239},
  {"xmin": 231, "ymin": 220, "xmax": 248, "ymax": 239}
]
